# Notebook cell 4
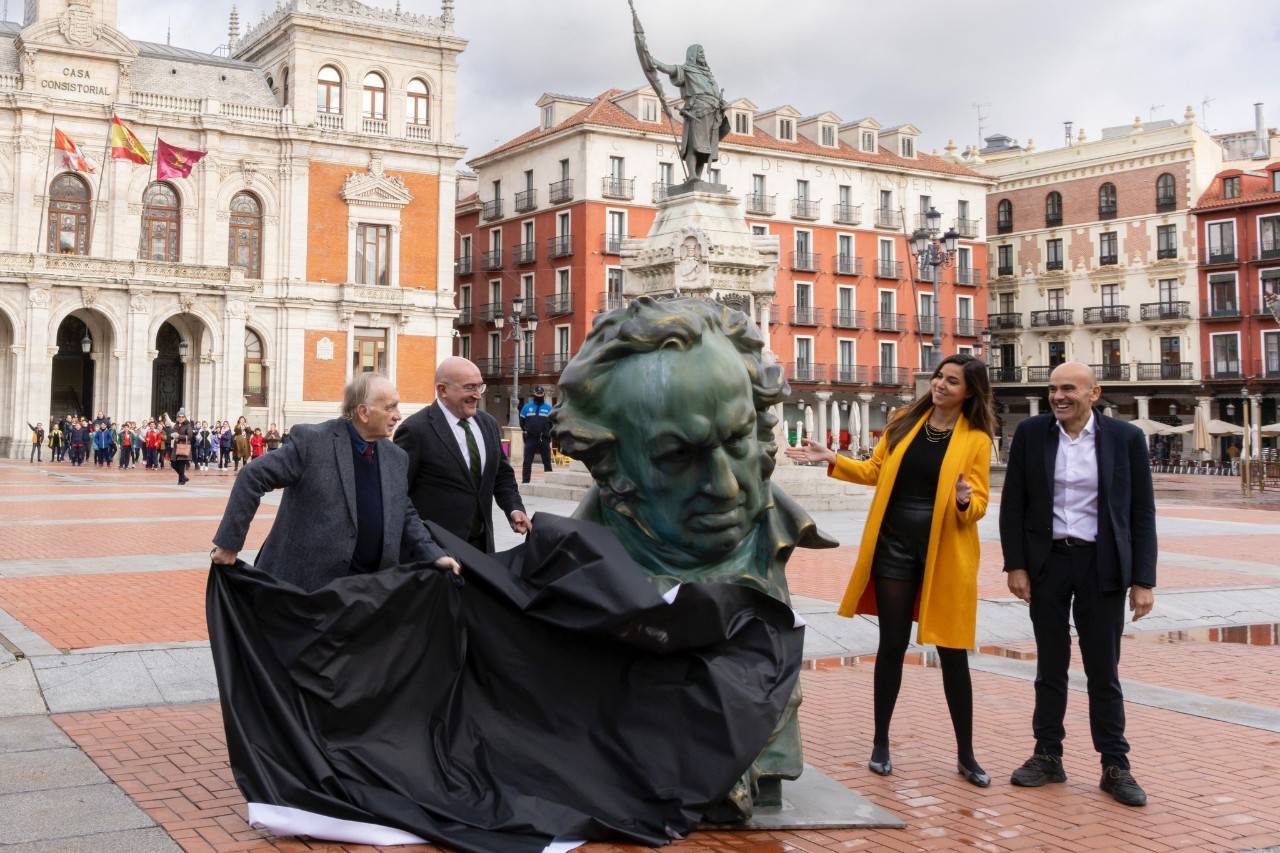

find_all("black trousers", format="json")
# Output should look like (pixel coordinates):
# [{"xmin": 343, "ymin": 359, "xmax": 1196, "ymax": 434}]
[
  {"xmin": 522, "ymin": 437, "xmax": 552, "ymax": 482},
  {"xmin": 1029, "ymin": 543, "xmax": 1130, "ymax": 769}
]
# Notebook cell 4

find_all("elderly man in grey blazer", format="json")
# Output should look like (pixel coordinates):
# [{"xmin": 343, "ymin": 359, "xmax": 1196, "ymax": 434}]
[{"xmin": 210, "ymin": 373, "xmax": 459, "ymax": 590}]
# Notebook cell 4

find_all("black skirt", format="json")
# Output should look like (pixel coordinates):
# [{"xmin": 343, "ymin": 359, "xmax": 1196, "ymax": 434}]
[{"xmin": 872, "ymin": 495, "xmax": 935, "ymax": 582}]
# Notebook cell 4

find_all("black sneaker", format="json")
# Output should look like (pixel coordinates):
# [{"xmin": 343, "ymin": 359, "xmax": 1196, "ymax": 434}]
[
  {"xmin": 1010, "ymin": 753, "xmax": 1067, "ymax": 787},
  {"xmin": 1100, "ymin": 765, "xmax": 1147, "ymax": 806}
]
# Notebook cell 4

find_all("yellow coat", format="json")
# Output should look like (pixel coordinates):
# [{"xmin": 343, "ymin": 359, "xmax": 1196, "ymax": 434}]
[{"xmin": 829, "ymin": 411, "xmax": 991, "ymax": 649}]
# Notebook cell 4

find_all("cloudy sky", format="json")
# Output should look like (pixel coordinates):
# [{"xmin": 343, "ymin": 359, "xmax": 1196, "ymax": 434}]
[{"xmin": 108, "ymin": 0, "xmax": 1278, "ymax": 162}]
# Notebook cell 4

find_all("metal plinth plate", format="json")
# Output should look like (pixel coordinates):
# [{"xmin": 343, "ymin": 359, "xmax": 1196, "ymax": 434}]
[{"xmin": 705, "ymin": 764, "xmax": 904, "ymax": 830}]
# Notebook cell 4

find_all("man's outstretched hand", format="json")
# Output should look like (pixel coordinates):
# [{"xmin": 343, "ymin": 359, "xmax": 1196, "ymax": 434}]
[
  {"xmin": 434, "ymin": 555, "xmax": 462, "ymax": 575},
  {"xmin": 211, "ymin": 545, "xmax": 238, "ymax": 566}
]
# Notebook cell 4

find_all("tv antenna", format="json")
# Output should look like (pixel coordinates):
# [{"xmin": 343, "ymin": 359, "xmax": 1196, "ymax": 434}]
[
  {"xmin": 971, "ymin": 101, "xmax": 991, "ymax": 147},
  {"xmin": 1149, "ymin": 104, "xmax": 1164, "ymax": 122},
  {"xmin": 1201, "ymin": 95, "xmax": 1215, "ymax": 132}
]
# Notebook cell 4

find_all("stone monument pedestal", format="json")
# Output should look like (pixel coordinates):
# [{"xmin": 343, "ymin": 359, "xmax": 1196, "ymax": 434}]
[{"xmin": 702, "ymin": 765, "xmax": 903, "ymax": 831}]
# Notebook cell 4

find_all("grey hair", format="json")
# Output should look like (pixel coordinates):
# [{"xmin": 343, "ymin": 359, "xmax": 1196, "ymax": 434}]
[{"xmin": 341, "ymin": 372, "xmax": 390, "ymax": 420}]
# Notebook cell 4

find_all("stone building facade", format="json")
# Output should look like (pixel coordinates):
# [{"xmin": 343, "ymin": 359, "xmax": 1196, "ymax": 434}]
[{"xmin": 0, "ymin": 0, "xmax": 464, "ymax": 456}]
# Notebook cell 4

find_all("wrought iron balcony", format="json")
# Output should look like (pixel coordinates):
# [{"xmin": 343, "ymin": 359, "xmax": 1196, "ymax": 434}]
[
  {"xmin": 988, "ymin": 366, "xmax": 1022, "ymax": 383},
  {"xmin": 988, "ymin": 312, "xmax": 1023, "ymax": 331},
  {"xmin": 875, "ymin": 208, "xmax": 900, "ymax": 229},
  {"xmin": 601, "ymin": 177, "xmax": 634, "ymax": 200},
  {"xmin": 1045, "ymin": 260, "xmax": 1063, "ymax": 271},
  {"xmin": 1082, "ymin": 305, "xmax": 1130, "ymax": 325},
  {"xmin": 1139, "ymin": 302, "xmax": 1189, "ymax": 322},
  {"xmin": 790, "ymin": 251, "xmax": 820, "ymax": 272},
  {"xmin": 1137, "ymin": 362, "xmax": 1193, "ymax": 381},
  {"xmin": 833, "ymin": 203, "xmax": 862, "ymax": 225},
  {"xmin": 475, "ymin": 357, "xmax": 503, "ymax": 378},
  {"xmin": 455, "ymin": 256, "xmax": 473, "ymax": 276},
  {"xmin": 832, "ymin": 308, "xmax": 864, "ymax": 329},
  {"xmin": 997, "ymin": 264, "xmax": 1014, "ymax": 277},
  {"xmin": 1091, "ymin": 363, "xmax": 1130, "ymax": 381},
  {"xmin": 1030, "ymin": 309, "xmax": 1074, "ymax": 327},
  {"xmin": 478, "ymin": 302, "xmax": 502, "ymax": 323},
  {"xmin": 954, "ymin": 318, "xmax": 980, "ymax": 337},
  {"xmin": 875, "ymin": 259, "xmax": 904, "ymax": 279},
  {"xmin": 1098, "ymin": 203, "xmax": 1117, "ymax": 220},
  {"xmin": 544, "ymin": 352, "xmax": 575, "ymax": 374},
  {"xmin": 545, "ymin": 292, "xmax": 573, "ymax": 317},
  {"xmin": 454, "ymin": 306, "xmax": 472, "ymax": 325},
  {"xmin": 791, "ymin": 305, "xmax": 823, "ymax": 326},
  {"xmin": 745, "ymin": 193, "xmax": 776, "ymax": 215},
  {"xmin": 1156, "ymin": 194, "xmax": 1177, "ymax": 213},
  {"xmin": 1260, "ymin": 356, "xmax": 1280, "ymax": 378},
  {"xmin": 1203, "ymin": 300, "xmax": 1240, "ymax": 319},
  {"xmin": 792, "ymin": 198, "xmax": 820, "ymax": 220},
  {"xmin": 603, "ymin": 233, "xmax": 625, "ymax": 255},
  {"xmin": 874, "ymin": 312, "xmax": 905, "ymax": 332},
  {"xmin": 835, "ymin": 254, "xmax": 863, "ymax": 276},
  {"xmin": 1026, "ymin": 365, "xmax": 1053, "ymax": 383},
  {"xmin": 997, "ymin": 219, "xmax": 1012, "ymax": 234},
  {"xmin": 652, "ymin": 181, "xmax": 670, "ymax": 203},
  {"xmin": 598, "ymin": 292, "xmax": 626, "ymax": 312},
  {"xmin": 480, "ymin": 249, "xmax": 503, "ymax": 271},
  {"xmin": 872, "ymin": 366, "xmax": 911, "ymax": 386},
  {"xmin": 1098, "ymin": 254, "xmax": 1118, "ymax": 266},
  {"xmin": 916, "ymin": 314, "xmax": 947, "ymax": 335},
  {"xmin": 513, "ymin": 242, "xmax": 536, "ymax": 264},
  {"xmin": 832, "ymin": 364, "xmax": 869, "ymax": 385},
  {"xmin": 548, "ymin": 179, "xmax": 574, "ymax": 204},
  {"xmin": 547, "ymin": 235, "xmax": 573, "ymax": 258},
  {"xmin": 514, "ymin": 188, "xmax": 537, "ymax": 213},
  {"xmin": 1205, "ymin": 248, "xmax": 1237, "ymax": 265},
  {"xmin": 767, "ymin": 303, "xmax": 781, "ymax": 325},
  {"xmin": 1204, "ymin": 360, "xmax": 1243, "ymax": 380},
  {"xmin": 482, "ymin": 198, "xmax": 503, "ymax": 221},
  {"xmin": 1045, "ymin": 213, "xmax": 1063, "ymax": 228},
  {"xmin": 1157, "ymin": 247, "xmax": 1178, "ymax": 260},
  {"xmin": 955, "ymin": 267, "xmax": 982, "ymax": 285},
  {"xmin": 788, "ymin": 362, "xmax": 822, "ymax": 383},
  {"xmin": 1257, "ymin": 240, "xmax": 1280, "ymax": 261},
  {"xmin": 954, "ymin": 218, "xmax": 979, "ymax": 239}
]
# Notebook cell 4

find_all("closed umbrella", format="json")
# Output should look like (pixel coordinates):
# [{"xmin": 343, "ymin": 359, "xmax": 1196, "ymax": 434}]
[
  {"xmin": 1193, "ymin": 406, "xmax": 1212, "ymax": 458},
  {"xmin": 804, "ymin": 405, "xmax": 815, "ymax": 442},
  {"xmin": 829, "ymin": 400, "xmax": 840, "ymax": 450},
  {"xmin": 848, "ymin": 400, "xmax": 862, "ymax": 451}
]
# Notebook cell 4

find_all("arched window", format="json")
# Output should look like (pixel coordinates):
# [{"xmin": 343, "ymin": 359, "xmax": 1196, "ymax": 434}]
[
  {"xmin": 406, "ymin": 78, "xmax": 430, "ymax": 127},
  {"xmin": 1045, "ymin": 191, "xmax": 1062, "ymax": 226},
  {"xmin": 362, "ymin": 72, "xmax": 386, "ymax": 120},
  {"xmin": 244, "ymin": 329, "xmax": 266, "ymax": 407},
  {"xmin": 317, "ymin": 65, "xmax": 342, "ymax": 114},
  {"xmin": 228, "ymin": 192, "xmax": 263, "ymax": 279},
  {"xmin": 141, "ymin": 182, "xmax": 180, "ymax": 262},
  {"xmin": 1156, "ymin": 172, "xmax": 1175, "ymax": 210},
  {"xmin": 281, "ymin": 67, "xmax": 290, "ymax": 106},
  {"xmin": 996, "ymin": 199, "xmax": 1012, "ymax": 233},
  {"xmin": 47, "ymin": 173, "xmax": 91, "ymax": 255},
  {"xmin": 1099, "ymin": 182, "xmax": 1117, "ymax": 217}
]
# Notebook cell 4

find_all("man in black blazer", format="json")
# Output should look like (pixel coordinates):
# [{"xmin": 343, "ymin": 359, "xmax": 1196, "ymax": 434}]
[
  {"xmin": 1000, "ymin": 361, "xmax": 1156, "ymax": 807},
  {"xmin": 395, "ymin": 357, "xmax": 529, "ymax": 552}
]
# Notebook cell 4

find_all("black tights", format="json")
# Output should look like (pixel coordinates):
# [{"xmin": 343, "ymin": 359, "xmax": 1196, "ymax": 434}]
[{"xmin": 872, "ymin": 575, "xmax": 981, "ymax": 773}]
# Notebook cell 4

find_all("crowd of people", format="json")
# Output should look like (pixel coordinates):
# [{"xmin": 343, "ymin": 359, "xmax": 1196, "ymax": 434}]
[{"xmin": 27, "ymin": 411, "xmax": 286, "ymax": 484}]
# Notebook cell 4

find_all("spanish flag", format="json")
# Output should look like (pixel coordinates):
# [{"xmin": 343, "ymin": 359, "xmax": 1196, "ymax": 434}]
[
  {"xmin": 109, "ymin": 116, "xmax": 151, "ymax": 165},
  {"xmin": 53, "ymin": 128, "xmax": 95, "ymax": 173},
  {"xmin": 155, "ymin": 138, "xmax": 207, "ymax": 180}
]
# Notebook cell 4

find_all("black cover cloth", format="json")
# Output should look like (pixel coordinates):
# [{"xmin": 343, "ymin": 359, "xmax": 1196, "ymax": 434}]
[{"xmin": 207, "ymin": 513, "xmax": 803, "ymax": 852}]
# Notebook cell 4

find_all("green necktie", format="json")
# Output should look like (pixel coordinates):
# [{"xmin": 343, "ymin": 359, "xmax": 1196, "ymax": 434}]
[{"xmin": 459, "ymin": 418, "xmax": 482, "ymax": 487}]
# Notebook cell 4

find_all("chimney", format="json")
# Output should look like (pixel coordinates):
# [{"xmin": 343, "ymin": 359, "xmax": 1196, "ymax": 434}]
[
  {"xmin": 1252, "ymin": 102, "xmax": 1268, "ymax": 160},
  {"xmin": 1064, "ymin": 121, "xmax": 1073, "ymax": 147}
]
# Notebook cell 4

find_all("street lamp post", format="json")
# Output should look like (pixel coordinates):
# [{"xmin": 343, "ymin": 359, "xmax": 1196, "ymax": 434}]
[
  {"xmin": 910, "ymin": 207, "xmax": 960, "ymax": 371},
  {"xmin": 493, "ymin": 296, "xmax": 538, "ymax": 428}
]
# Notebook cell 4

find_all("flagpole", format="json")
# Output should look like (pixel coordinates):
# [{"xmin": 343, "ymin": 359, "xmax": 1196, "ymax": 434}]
[
  {"xmin": 35, "ymin": 116, "xmax": 56, "ymax": 253},
  {"xmin": 87, "ymin": 115, "xmax": 114, "ymax": 257},
  {"xmin": 136, "ymin": 128, "xmax": 159, "ymax": 260}
]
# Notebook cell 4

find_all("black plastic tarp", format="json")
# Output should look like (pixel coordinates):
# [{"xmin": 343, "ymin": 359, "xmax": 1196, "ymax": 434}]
[{"xmin": 207, "ymin": 513, "xmax": 803, "ymax": 852}]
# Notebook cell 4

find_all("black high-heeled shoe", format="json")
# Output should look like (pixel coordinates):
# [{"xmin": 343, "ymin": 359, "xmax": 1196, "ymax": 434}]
[
  {"xmin": 958, "ymin": 762, "xmax": 991, "ymax": 788},
  {"xmin": 868, "ymin": 757, "xmax": 892, "ymax": 776}
]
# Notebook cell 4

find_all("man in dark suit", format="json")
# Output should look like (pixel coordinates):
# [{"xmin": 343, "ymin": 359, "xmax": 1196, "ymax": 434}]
[
  {"xmin": 1000, "ymin": 361, "xmax": 1156, "ymax": 806},
  {"xmin": 210, "ymin": 373, "xmax": 458, "ymax": 590},
  {"xmin": 395, "ymin": 356, "xmax": 529, "ymax": 553}
]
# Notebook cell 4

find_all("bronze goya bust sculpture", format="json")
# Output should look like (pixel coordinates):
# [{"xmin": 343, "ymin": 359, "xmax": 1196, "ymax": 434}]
[{"xmin": 551, "ymin": 297, "xmax": 837, "ymax": 820}]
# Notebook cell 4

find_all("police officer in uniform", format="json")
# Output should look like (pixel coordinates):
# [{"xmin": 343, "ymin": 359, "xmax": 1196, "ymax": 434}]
[{"xmin": 520, "ymin": 386, "xmax": 554, "ymax": 484}]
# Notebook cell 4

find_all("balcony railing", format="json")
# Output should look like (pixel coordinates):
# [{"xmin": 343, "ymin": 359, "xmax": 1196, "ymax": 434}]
[
  {"xmin": 1140, "ymin": 301, "xmax": 1190, "ymax": 321},
  {"xmin": 544, "ymin": 352, "xmax": 575, "ymax": 374},
  {"xmin": 1204, "ymin": 301, "xmax": 1240, "ymax": 319},
  {"xmin": 601, "ymin": 177, "xmax": 635, "ymax": 200},
  {"xmin": 652, "ymin": 181, "xmax": 671, "ymax": 203},
  {"xmin": 602, "ymin": 233, "xmax": 624, "ymax": 255},
  {"xmin": 1026, "ymin": 366, "xmax": 1053, "ymax": 383},
  {"xmin": 1157, "ymin": 247, "xmax": 1178, "ymax": 260},
  {"xmin": 545, "ymin": 292, "xmax": 573, "ymax": 316},
  {"xmin": 1098, "ymin": 254, "xmax": 1118, "ymax": 266},
  {"xmin": 875, "ymin": 312, "xmax": 905, "ymax": 332},
  {"xmin": 954, "ymin": 318, "xmax": 980, "ymax": 337},
  {"xmin": 454, "ymin": 306, "xmax": 472, "ymax": 325},
  {"xmin": 832, "ymin": 308, "xmax": 864, "ymax": 329},
  {"xmin": 872, "ymin": 366, "xmax": 911, "ymax": 386},
  {"xmin": 482, "ymin": 199, "xmax": 503, "ymax": 221},
  {"xmin": 1099, "ymin": 203, "xmax": 1117, "ymax": 219},
  {"xmin": 1256, "ymin": 240, "xmax": 1280, "ymax": 261},
  {"xmin": 916, "ymin": 314, "xmax": 947, "ymax": 335},
  {"xmin": 988, "ymin": 366, "xmax": 1022, "ymax": 383},
  {"xmin": 476, "ymin": 357, "xmax": 503, "ymax": 378},
  {"xmin": 997, "ymin": 264, "xmax": 1014, "ymax": 277},
  {"xmin": 1082, "ymin": 305, "xmax": 1130, "ymax": 325},
  {"xmin": 835, "ymin": 254, "xmax": 863, "ymax": 276},
  {"xmin": 1045, "ymin": 259, "xmax": 1064, "ymax": 271},
  {"xmin": 1205, "ymin": 248, "xmax": 1237, "ymax": 265},
  {"xmin": 1091, "ymin": 363, "xmax": 1130, "ymax": 381},
  {"xmin": 956, "ymin": 267, "xmax": 982, "ymax": 285},
  {"xmin": 548, "ymin": 179, "xmax": 574, "ymax": 204},
  {"xmin": 834, "ymin": 203, "xmax": 862, "ymax": 225},
  {"xmin": 875, "ymin": 259, "xmax": 904, "ymax": 279},
  {"xmin": 1204, "ymin": 360, "xmax": 1243, "ymax": 380},
  {"xmin": 1137, "ymin": 362, "xmax": 1193, "ymax": 381},
  {"xmin": 478, "ymin": 302, "xmax": 502, "ymax": 323},
  {"xmin": 547, "ymin": 235, "xmax": 573, "ymax": 258},
  {"xmin": 792, "ymin": 198, "xmax": 821, "ymax": 220},
  {"xmin": 788, "ymin": 362, "xmax": 822, "ymax": 383},
  {"xmin": 997, "ymin": 219, "xmax": 1012, "ymax": 234},
  {"xmin": 768, "ymin": 303, "xmax": 781, "ymax": 325},
  {"xmin": 1045, "ymin": 213, "xmax": 1063, "ymax": 228},
  {"xmin": 1030, "ymin": 309, "xmax": 1074, "ymax": 327},
  {"xmin": 745, "ymin": 193, "xmax": 777, "ymax": 215},
  {"xmin": 790, "ymin": 251, "xmax": 820, "ymax": 272},
  {"xmin": 514, "ymin": 188, "xmax": 537, "ymax": 213},
  {"xmin": 988, "ymin": 312, "xmax": 1023, "ymax": 331},
  {"xmin": 513, "ymin": 242, "xmax": 536, "ymax": 264},
  {"xmin": 480, "ymin": 249, "xmax": 503, "ymax": 271},
  {"xmin": 955, "ymin": 218, "xmax": 979, "ymax": 239},
  {"xmin": 875, "ymin": 208, "xmax": 900, "ymax": 229},
  {"xmin": 455, "ymin": 256, "xmax": 473, "ymax": 276},
  {"xmin": 361, "ymin": 117, "xmax": 388, "ymax": 136},
  {"xmin": 792, "ymin": 306, "xmax": 823, "ymax": 326},
  {"xmin": 832, "ymin": 364, "xmax": 869, "ymax": 385},
  {"xmin": 1260, "ymin": 356, "xmax": 1280, "ymax": 378},
  {"xmin": 599, "ymin": 292, "xmax": 626, "ymax": 312},
  {"xmin": 316, "ymin": 112, "xmax": 343, "ymax": 131},
  {"xmin": 405, "ymin": 123, "xmax": 431, "ymax": 141},
  {"xmin": 1156, "ymin": 194, "xmax": 1177, "ymax": 213}
]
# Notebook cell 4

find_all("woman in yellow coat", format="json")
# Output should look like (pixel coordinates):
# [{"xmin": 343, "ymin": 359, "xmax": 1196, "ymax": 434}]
[{"xmin": 787, "ymin": 353, "xmax": 995, "ymax": 786}]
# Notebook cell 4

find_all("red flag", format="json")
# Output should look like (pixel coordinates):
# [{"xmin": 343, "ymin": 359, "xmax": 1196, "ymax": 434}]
[
  {"xmin": 53, "ymin": 128, "xmax": 95, "ymax": 173},
  {"xmin": 155, "ymin": 138, "xmax": 207, "ymax": 180}
]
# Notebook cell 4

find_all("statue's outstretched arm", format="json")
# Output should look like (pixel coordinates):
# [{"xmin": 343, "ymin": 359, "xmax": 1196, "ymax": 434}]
[{"xmin": 650, "ymin": 56, "xmax": 678, "ymax": 77}]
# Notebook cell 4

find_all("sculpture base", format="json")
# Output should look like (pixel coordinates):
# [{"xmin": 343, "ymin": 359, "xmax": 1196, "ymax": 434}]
[
  {"xmin": 701, "ymin": 765, "xmax": 903, "ymax": 830},
  {"xmin": 666, "ymin": 178, "xmax": 730, "ymax": 197}
]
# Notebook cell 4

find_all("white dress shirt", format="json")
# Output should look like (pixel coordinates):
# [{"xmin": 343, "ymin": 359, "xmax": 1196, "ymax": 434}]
[
  {"xmin": 439, "ymin": 404, "xmax": 486, "ymax": 476},
  {"xmin": 1052, "ymin": 411, "xmax": 1099, "ymax": 541}
]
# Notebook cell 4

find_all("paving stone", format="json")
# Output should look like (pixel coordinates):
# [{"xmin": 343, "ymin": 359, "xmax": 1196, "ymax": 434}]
[
  {"xmin": 0, "ymin": 716, "xmax": 70, "ymax": 753},
  {"xmin": 140, "ymin": 647, "xmax": 220, "ymax": 705},
  {"xmin": 0, "ymin": 746, "xmax": 108, "ymax": 794},
  {"xmin": 0, "ymin": 784, "xmax": 155, "ymax": 845},
  {"xmin": 31, "ymin": 652, "xmax": 164, "ymax": 713},
  {"xmin": 0, "ymin": 659, "xmax": 47, "ymax": 717},
  {"xmin": 0, "ymin": 827, "xmax": 181, "ymax": 853}
]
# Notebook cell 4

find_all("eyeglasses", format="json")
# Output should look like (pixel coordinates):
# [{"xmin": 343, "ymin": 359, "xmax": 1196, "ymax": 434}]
[{"xmin": 448, "ymin": 382, "xmax": 487, "ymax": 394}]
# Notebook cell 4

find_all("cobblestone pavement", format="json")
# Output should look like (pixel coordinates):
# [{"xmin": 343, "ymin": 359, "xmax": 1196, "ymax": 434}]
[{"xmin": 1, "ymin": 458, "xmax": 1279, "ymax": 852}]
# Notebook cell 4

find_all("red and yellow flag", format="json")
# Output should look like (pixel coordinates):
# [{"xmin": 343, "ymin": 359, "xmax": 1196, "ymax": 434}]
[
  {"xmin": 109, "ymin": 115, "xmax": 151, "ymax": 165},
  {"xmin": 155, "ymin": 138, "xmax": 207, "ymax": 181},
  {"xmin": 53, "ymin": 128, "xmax": 95, "ymax": 173}
]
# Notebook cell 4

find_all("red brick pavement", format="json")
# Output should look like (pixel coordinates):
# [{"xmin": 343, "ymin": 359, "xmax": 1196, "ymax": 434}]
[
  {"xmin": 0, "ymin": 499, "xmax": 261, "ymax": 521},
  {"xmin": 0, "ymin": 518, "xmax": 271, "ymax": 561},
  {"xmin": 53, "ymin": 663, "xmax": 1280, "ymax": 853}
]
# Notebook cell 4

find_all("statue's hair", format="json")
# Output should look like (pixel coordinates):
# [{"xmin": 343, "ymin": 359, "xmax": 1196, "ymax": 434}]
[{"xmin": 551, "ymin": 297, "xmax": 788, "ymax": 508}]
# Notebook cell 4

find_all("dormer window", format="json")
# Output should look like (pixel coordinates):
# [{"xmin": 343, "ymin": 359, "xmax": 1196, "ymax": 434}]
[
  {"xmin": 820, "ymin": 124, "xmax": 836, "ymax": 147},
  {"xmin": 1223, "ymin": 176, "xmax": 1241, "ymax": 199},
  {"xmin": 641, "ymin": 98, "xmax": 658, "ymax": 123},
  {"xmin": 900, "ymin": 137, "xmax": 914, "ymax": 158},
  {"xmin": 542, "ymin": 105, "xmax": 554, "ymax": 130},
  {"xmin": 734, "ymin": 111, "xmax": 751, "ymax": 135},
  {"xmin": 861, "ymin": 130, "xmax": 876, "ymax": 153},
  {"xmin": 1273, "ymin": 171, "xmax": 1280, "ymax": 193},
  {"xmin": 778, "ymin": 118, "xmax": 794, "ymax": 141}
]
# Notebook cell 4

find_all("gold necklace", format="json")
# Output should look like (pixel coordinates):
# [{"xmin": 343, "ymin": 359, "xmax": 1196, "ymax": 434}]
[{"xmin": 924, "ymin": 419, "xmax": 955, "ymax": 443}]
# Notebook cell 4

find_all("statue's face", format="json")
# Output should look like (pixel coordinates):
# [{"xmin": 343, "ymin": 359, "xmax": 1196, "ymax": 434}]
[{"xmin": 605, "ymin": 333, "xmax": 766, "ymax": 564}]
